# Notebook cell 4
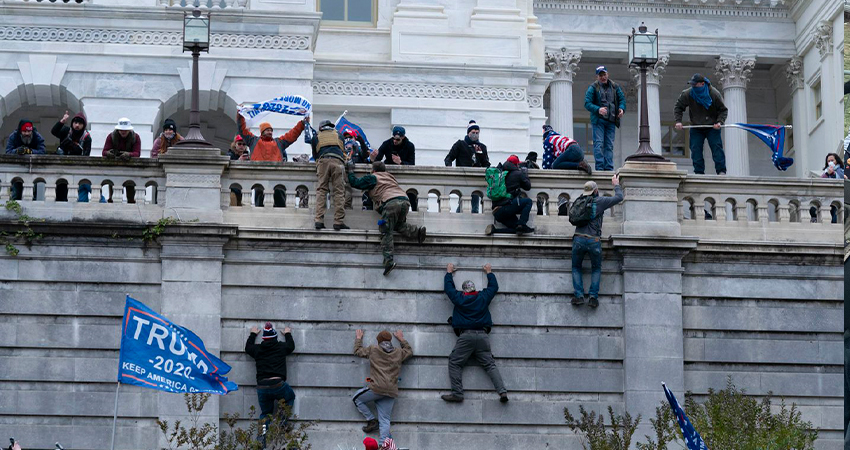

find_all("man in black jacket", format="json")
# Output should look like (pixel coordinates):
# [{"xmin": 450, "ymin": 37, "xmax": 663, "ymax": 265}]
[
  {"xmin": 446, "ymin": 120, "xmax": 490, "ymax": 213},
  {"xmin": 51, "ymin": 110, "xmax": 91, "ymax": 156},
  {"xmin": 372, "ymin": 126, "xmax": 415, "ymax": 166},
  {"xmin": 485, "ymin": 155, "xmax": 534, "ymax": 235},
  {"xmin": 245, "ymin": 322, "xmax": 296, "ymax": 424}
]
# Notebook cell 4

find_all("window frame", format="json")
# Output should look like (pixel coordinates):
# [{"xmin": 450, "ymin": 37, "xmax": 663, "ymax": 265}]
[
  {"xmin": 572, "ymin": 118, "xmax": 594, "ymax": 155},
  {"xmin": 317, "ymin": 0, "xmax": 377, "ymax": 27},
  {"xmin": 811, "ymin": 78, "xmax": 822, "ymax": 121},
  {"xmin": 660, "ymin": 121, "xmax": 690, "ymax": 158}
]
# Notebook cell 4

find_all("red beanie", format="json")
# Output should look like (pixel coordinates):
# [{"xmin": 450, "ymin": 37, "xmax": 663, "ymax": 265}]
[
  {"xmin": 20, "ymin": 122, "xmax": 33, "ymax": 132},
  {"xmin": 507, "ymin": 155, "xmax": 520, "ymax": 165},
  {"xmin": 363, "ymin": 437, "xmax": 379, "ymax": 450}
]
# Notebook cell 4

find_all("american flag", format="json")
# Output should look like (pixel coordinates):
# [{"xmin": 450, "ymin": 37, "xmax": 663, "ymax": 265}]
[
  {"xmin": 663, "ymin": 383, "xmax": 709, "ymax": 450},
  {"xmin": 542, "ymin": 130, "xmax": 577, "ymax": 169}
]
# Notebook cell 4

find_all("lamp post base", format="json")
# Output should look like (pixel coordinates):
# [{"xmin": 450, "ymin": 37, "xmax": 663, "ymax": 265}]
[
  {"xmin": 175, "ymin": 138, "xmax": 214, "ymax": 148},
  {"xmin": 625, "ymin": 152, "xmax": 668, "ymax": 163}
]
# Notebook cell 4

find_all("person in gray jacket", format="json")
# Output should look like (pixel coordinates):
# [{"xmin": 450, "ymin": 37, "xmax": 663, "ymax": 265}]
[{"xmin": 571, "ymin": 174, "xmax": 623, "ymax": 308}]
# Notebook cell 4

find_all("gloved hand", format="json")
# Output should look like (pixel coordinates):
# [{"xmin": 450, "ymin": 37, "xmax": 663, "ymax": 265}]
[
  {"xmin": 118, "ymin": 153, "xmax": 131, "ymax": 161},
  {"xmin": 16, "ymin": 146, "xmax": 26, "ymax": 155},
  {"xmin": 104, "ymin": 151, "xmax": 117, "ymax": 159},
  {"xmin": 345, "ymin": 159, "xmax": 355, "ymax": 173}
]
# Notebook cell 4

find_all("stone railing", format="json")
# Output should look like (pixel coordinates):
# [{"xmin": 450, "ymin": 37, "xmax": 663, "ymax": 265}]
[
  {"xmin": 1, "ymin": 0, "xmax": 246, "ymax": 7},
  {"xmin": 0, "ymin": 151, "xmax": 842, "ymax": 244}
]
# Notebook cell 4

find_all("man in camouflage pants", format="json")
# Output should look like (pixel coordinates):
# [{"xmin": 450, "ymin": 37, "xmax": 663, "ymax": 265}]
[{"xmin": 347, "ymin": 161, "xmax": 427, "ymax": 275}]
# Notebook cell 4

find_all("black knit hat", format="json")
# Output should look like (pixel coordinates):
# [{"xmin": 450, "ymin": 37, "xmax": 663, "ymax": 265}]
[
  {"xmin": 262, "ymin": 322, "xmax": 278, "ymax": 340},
  {"xmin": 526, "ymin": 151, "xmax": 538, "ymax": 162},
  {"xmin": 163, "ymin": 118, "xmax": 177, "ymax": 132},
  {"xmin": 467, "ymin": 120, "xmax": 480, "ymax": 134}
]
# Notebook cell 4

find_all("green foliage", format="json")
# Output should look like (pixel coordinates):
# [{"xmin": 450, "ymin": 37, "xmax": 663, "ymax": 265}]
[
  {"xmin": 143, "ymin": 217, "xmax": 179, "ymax": 243},
  {"xmin": 640, "ymin": 378, "xmax": 818, "ymax": 450},
  {"xmin": 156, "ymin": 393, "xmax": 313, "ymax": 450},
  {"xmin": 0, "ymin": 200, "xmax": 44, "ymax": 256},
  {"xmin": 564, "ymin": 405, "xmax": 640, "ymax": 450}
]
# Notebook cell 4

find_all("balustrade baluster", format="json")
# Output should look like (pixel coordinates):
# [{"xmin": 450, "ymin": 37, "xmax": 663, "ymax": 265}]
[
  {"xmin": 241, "ymin": 189, "xmax": 252, "ymax": 207},
  {"xmin": 439, "ymin": 194, "xmax": 450, "ymax": 213},
  {"xmin": 263, "ymin": 191, "xmax": 273, "ymax": 208}
]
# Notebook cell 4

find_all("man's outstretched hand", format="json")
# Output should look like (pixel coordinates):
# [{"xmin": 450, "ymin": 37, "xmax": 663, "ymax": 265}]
[
  {"xmin": 446, "ymin": 263, "xmax": 455, "ymax": 273},
  {"xmin": 250, "ymin": 325, "xmax": 260, "ymax": 334},
  {"xmin": 394, "ymin": 330, "xmax": 404, "ymax": 340},
  {"xmin": 483, "ymin": 263, "xmax": 492, "ymax": 274},
  {"xmin": 355, "ymin": 329, "xmax": 364, "ymax": 340}
]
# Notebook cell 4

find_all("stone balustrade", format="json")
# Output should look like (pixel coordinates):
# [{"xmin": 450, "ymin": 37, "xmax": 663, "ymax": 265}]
[{"xmin": 2, "ymin": 0, "xmax": 247, "ymax": 7}]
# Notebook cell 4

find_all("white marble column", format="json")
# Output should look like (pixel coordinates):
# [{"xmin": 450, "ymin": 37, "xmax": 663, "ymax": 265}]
[
  {"xmin": 715, "ymin": 55, "xmax": 756, "ymax": 176},
  {"xmin": 812, "ymin": 22, "xmax": 838, "ymax": 158},
  {"xmin": 784, "ymin": 56, "xmax": 808, "ymax": 178},
  {"xmin": 544, "ymin": 48, "xmax": 581, "ymax": 135},
  {"xmin": 630, "ymin": 55, "xmax": 669, "ymax": 153}
]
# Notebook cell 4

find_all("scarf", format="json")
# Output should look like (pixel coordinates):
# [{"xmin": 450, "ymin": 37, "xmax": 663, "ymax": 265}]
[
  {"xmin": 690, "ymin": 83, "xmax": 713, "ymax": 110},
  {"xmin": 379, "ymin": 341, "xmax": 394, "ymax": 353},
  {"xmin": 159, "ymin": 132, "xmax": 184, "ymax": 156}
]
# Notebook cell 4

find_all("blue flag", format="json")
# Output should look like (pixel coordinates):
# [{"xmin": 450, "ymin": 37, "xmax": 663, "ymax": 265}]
[
  {"xmin": 663, "ymin": 383, "xmax": 708, "ymax": 450},
  {"xmin": 726, "ymin": 123, "xmax": 792, "ymax": 171},
  {"xmin": 118, "ymin": 296, "xmax": 237, "ymax": 395},
  {"xmin": 336, "ymin": 116, "xmax": 372, "ymax": 150}
]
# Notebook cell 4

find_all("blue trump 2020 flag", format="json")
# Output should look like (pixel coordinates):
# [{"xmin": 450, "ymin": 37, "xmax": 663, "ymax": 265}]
[
  {"xmin": 663, "ymin": 382, "xmax": 708, "ymax": 450},
  {"xmin": 336, "ymin": 116, "xmax": 372, "ymax": 150},
  {"xmin": 118, "ymin": 296, "xmax": 237, "ymax": 395},
  {"xmin": 726, "ymin": 123, "xmax": 793, "ymax": 171}
]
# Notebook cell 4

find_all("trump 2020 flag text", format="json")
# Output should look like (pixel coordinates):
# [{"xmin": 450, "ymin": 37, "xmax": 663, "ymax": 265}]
[
  {"xmin": 118, "ymin": 295, "xmax": 237, "ymax": 395},
  {"xmin": 663, "ymin": 382, "xmax": 708, "ymax": 450}
]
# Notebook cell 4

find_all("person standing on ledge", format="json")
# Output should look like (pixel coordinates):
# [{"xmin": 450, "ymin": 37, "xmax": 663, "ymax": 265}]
[
  {"xmin": 584, "ymin": 65, "xmax": 625, "ymax": 172},
  {"xmin": 674, "ymin": 73, "xmax": 728, "ymax": 175},
  {"xmin": 310, "ymin": 120, "xmax": 349, "ymax": 231},
  {"xmin": 441, "ymin": 263, "xmax": 508, "ymax": 404}
]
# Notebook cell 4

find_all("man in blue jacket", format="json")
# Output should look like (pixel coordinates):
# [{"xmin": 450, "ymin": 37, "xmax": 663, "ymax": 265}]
[
  {"xmin": 584, "ymin": 66, "xmax": 626, "ymax": 172},
  {"xmin": 441, "ymin": 262, "xmax": 508, "ymax": 404}
]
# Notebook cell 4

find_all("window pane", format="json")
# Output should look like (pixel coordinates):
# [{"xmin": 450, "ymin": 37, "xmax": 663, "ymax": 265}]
[
  {"xmin": 321, "ymin": 0, "xmax": 345, "ymax": 21},
  {"xmin": 573, "ymin": 123, "xmax": 588, "ymax": 153},
  {"xmin": 348, "ymin": 0, "xmax": 373, "ymax": 22}
]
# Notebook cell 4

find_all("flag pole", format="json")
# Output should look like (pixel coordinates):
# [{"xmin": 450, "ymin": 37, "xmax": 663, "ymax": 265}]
[
  {"xmin": 335, "ymin": 110, "xmax": 348, "ymax": 125},
  {"xmin": 110, "ymin": 381, "xmax": 121, "ymax": 450},
  {"xmin": 681, "ymin": 124, "xmax": 792, "ymax": 129}
]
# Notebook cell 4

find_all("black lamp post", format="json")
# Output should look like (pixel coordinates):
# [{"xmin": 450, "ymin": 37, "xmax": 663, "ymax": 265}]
[
  {"xmin": 625, "ymin": 23, "xmax": 666, "ymax": 162},
  {"xmin": 175, "ymin": 8, "xmax": 213, "ymax": 147}
]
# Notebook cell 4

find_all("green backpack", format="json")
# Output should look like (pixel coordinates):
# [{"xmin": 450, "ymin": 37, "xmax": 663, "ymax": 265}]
[{"xmin": 485, "ymin": 167, "xmax": 510, "ymax": 203}]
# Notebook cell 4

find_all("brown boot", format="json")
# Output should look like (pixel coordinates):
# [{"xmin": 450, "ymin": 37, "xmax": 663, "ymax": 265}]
[
  {"xmin": 362, "ymin": 419, "xmax": 379, "ymax": 433},
  {"xmin": 578, "ymin": 160, "xmax": 593, "ymax": 175}
]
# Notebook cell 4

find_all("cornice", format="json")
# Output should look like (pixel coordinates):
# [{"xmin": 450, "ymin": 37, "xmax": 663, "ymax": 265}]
[
  {"xmin": 313, "ymin": 81, "xmax": 526, "ymax": 102},
  {"xmin": 535, "ymin": 0, "xmax": 791, "ymax": 19}
]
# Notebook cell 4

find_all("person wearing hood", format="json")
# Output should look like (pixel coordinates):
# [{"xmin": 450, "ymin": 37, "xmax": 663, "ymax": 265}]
[
  {"xmin": 674, "ymin": 73, "xmax": 728, "ymax": 175},
  {"xmin": 151, "ymin": 119, "xmax": 183, "ymax": 158},
  {"xmin": 309, "ymin": 119, "xmax": 349, "ymax": 230},
  {"xmin": 446, "ymin": 120, "xmax": 490, "ymax": 213},
  {"xmin": 51, "ymin": 110, "xmax": 91, "ymax": 156},
  {"xmin": 245, "ymin": 322, "xmax": 296, "ymax": 429},
  {"xmin": 441, "ymin": 263, "xmax": 508, "ymax": 404},
  {"xmin": 5, "ymin": 119, "xmax": 46, "ymax": 155},
  {"xmin": 353, "ymin": 329, "xmax": 413, "ymax": 444},
  {"xmin": 485, "ymin": 155, "xmax": 534, "ymax": 236}
]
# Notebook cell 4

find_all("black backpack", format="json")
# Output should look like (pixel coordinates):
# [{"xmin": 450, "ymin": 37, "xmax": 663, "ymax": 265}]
[{"xmin": 568, "ymin": 195, "xmax": 597, "ymax": 227}]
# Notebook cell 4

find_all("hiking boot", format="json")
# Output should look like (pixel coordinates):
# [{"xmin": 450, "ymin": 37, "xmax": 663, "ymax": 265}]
[
  {"xmin": 417, "ymin": 226, "xmax": 427, "ymax": 244},
  {"xmin": 588, "ymin": 297, "xmax": 599, "ymax": 308},
  {"xmin": 571, "ymin": 296, "xmax": 586, "ymax": 306},
  {"xmin": 441, "ymin": 394, "xmax": 463, "ymax": 403},
  {"xmin": 578, "ymin": 160, "xmax": 593, "ymax": 175},
  {"xmin": 485, "ymin": 224, "xmax": 494, "ymax": 235},
  {"xmin": 362, "ymin": 419, "xmax": 379, "ymax": 433},
  {"xmin": 499, "ymin": 393, "xmax": 509, "ymax": 403},
  {"xmin": 333, "ymin": 223, "xmax": 350, "ymax": 231},
  {"xmin": 314, "ymin": 222, "xmax": 325, "ymax": 230},
  {"xmin": 515, "ymin": 224, "xmax": 535, "ymax": 235},
  {"xmin": 383, "ymin": 262, "xmax": 396, "ymax": 276}
]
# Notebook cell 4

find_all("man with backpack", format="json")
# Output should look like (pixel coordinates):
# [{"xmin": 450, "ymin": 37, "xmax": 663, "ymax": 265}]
[
  {"xmin": 484, "ymin": 155, "xmax": 534, "ymax": 235},
  {"xmin": 569, "ymin": 174, "xmax": 623, "ymax": 307}
]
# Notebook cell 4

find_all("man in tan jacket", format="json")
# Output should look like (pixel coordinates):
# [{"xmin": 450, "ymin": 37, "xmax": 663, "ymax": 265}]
[
  {"xmin": 347, "ymin": 161, "xmax": 426, "ymax": 275},
  {"xmin": 353, "ymin": 329, "xmax": 413, "ymax": 444}
]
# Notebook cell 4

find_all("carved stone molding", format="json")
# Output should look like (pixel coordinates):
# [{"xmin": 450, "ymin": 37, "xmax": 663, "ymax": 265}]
[
  {"xmin": 313, "ymin": 81, "xmax": 526, "ymax": 102},
  {"xmin": 625, "ymin": 187, "xmax": 678, "ymax": 201},
  {"xmin": 0, "ymin": 26, "xmax": 310, "ymax": 50},
  {"xmin": 629, "ymin": 54, "xmax": 669, "ymax": 86},
  {"xmin": 811, "ymin": 21, "xmax": 833, "ymax": 59},
  {"xmin": 534, "ymin": 0, "xmax": 790, "ymax": 19},
  {"xmin": 544, "ymin": 48, "xmax": 581, "ymax": 82},
  {"xmin": 715, "ymin": 55, "xmax": 756, "ymax": 89},
  {"xmin": 167, "ymin": 174, "xmax": 220, "ymax": 187},
  {"xmin": 528, "ymin": 94, "xmax": 543, "ymax": 108},
  {"xmin": 784, "ymin": 56, "xmax": 804, "ymax": 92}
]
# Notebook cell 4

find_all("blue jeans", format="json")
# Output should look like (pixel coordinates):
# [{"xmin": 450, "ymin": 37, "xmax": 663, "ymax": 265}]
[
  {"xmin": 571, "ymin": 235, "xmax": 602, "ymax": 299},
  {"xmin": 689, "ymin": 128, "xmax": 726, "ymax": 174},
  {"xmin": 592, "ymin": 120, "xmax": 616, "ymax": 171},
  {"xmin": 455, "ymin": 194, "xmax": 481, "ymax": 213},
  {"xmin": 78, "ymin": 184, "xmax": 91, "ymax": 202},
  {"xmin": 257, "ymin": 381, "xmax": 296, "ymax": 422},
  {"xmin": 552, "ymin": 143, "xmax": 584, "ymax": 170},
  {"xmin": 492, "ymin": 196, "xmax": 532, "ymax": 233}
]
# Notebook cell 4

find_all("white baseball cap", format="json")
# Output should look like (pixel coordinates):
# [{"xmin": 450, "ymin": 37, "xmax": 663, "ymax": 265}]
[{"xmin": 115, "ymin": 118, "xmax": 134, "ymax": 131}]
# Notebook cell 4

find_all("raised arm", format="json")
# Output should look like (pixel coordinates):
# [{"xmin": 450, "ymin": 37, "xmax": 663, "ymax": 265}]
[
  {"xmin": 277, "ymin": 120, "xmax": 306, "ymax": 145},
  {"xmin": 395, "ymin": 330, "xmax": 413, "ymax": 361},
  {"xmin": 354, "ymin": 329, "xmax": 370, "ymax": 358}
]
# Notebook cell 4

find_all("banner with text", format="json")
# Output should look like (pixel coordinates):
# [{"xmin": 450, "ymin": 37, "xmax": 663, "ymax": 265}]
[
  {"xmin": 238, "ymin": 95, "xmax": 312, "ymax": 127},
  {"xmin": 118, "ymin": 295, "xmax": 237, "ymax": 395}
]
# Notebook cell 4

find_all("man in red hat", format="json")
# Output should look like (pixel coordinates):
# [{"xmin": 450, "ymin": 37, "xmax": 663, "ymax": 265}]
[
  {"xmin": 5, "ymin": 119, "xmax": 46, "ymax": 156},
  {"xmin": 227, "ymin": 135, "xmax": 250, "ymax": 206},
  {"xmin": 485, "ymin": 155, "xmax": 534, "ymax": 235},
  {"xmin": 245, "ymin": 322, "xmax": 296, "ymax": 433}
]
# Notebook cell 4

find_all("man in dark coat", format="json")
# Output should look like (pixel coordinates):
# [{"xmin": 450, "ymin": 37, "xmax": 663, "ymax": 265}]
[
  {"xmin": 486, "ymin": 155, "xmax": 534, "ymax": 235},
  {"xmin": 446, "ymin": 120, "xmax": 490, "ymax": 213},
  {"xmin": 51, "ymin": 110, "xmax": 91, "ymax": 156},
  {"xmin": 372, "ymin": 126, "xmax": 415, "ymax": 166},
  {"xmin": 674, "ymin": 73, "xmax": 729, "ymax": 175},
  {"xmin": 245, "ymin": 322, "xmax": 296, "ymax": 424},
  {"xmin": 5, "ymin": 119, "xmax": 46, "ymax": 155}
]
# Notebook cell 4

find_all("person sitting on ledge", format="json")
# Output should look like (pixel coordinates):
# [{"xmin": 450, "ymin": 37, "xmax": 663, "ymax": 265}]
[
  {"xmin": 346, "ymin": 161, "xmax": 426, "ymax": 276},
  {"xmin": 485, "ymin": 155, "xmax": 534, "ymax": 236}
]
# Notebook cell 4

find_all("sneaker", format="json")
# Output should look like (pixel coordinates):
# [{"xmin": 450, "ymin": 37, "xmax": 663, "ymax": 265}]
[
  {"xmin": 516, "ymin": 224, "xmax": 535, "ymax": 235},
  {"xmin": 383, "ymin": 262, "xmax": 396, "ymax": 276},
  {"xmin": 578, "ymin": 160, "xmax": 593, "ymax": 175},
  {"xmin": 485, "ymin": 224, "xmax": 494, "ymax": 236},
  {"xmin": 718, "ymin": 171, "xmax": 727, "ymax": 176},
  {"xmin": 417, "ymin": 226, "xmax": 427, "ymax": 244},
  {"xmin": 314, "ymin": 222, "xmax": 325, "ymax": 230},
  {"xmin": 333, "ymin": 223, "xmax": 350, "ymax": 230},
  {"xmin": 499, "ymin": 393, "xmax": 509, "ymax": 403},
  {"xmin": 588, "ymin": 297, "xmax": 599, "ymax": 308},
  {"xmin": 362, "ymin": 419, "xmax": 379, "ymax": 433},
  {"xmin": 441, "ymin": 394, "xmax": 463, "ymax": 403},
  {"xmin": 571, "ymin": 296, "xmax": 586, "ymax": 306}
]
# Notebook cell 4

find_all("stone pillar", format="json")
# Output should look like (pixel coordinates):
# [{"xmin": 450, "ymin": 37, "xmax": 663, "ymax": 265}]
[
  {"xmin": 159, "ymin": 146, "xmax": 230, "ymax": 223},
  {"xmin": 715, "ymin": 55, "xmax": 755, "ymax": 176},
  {"xmin": 544, "ymin": 48, "xmax": 581, "ymax": 135},
  {"xmin": 812, "ymin": 22, "xmax": 839, "ymax": 164},
  {"xmin": 528, "ymin": 72, "xmax": 553, "ymax": 151},
  {"xmin": 630, "ymin": 55, "xmax": 669, "ymax": 154},
  {"xmin": 784, "ymin": 56, "xmax": 808, "ymax": 178}
]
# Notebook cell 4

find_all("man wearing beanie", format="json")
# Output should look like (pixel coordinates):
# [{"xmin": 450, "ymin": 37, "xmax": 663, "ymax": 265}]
[
  {"xmin": 485, "ymin": 155, "xmax": 534, "ymax": 235},
  {"xmin": 353, "ymin": 329, "xmax": 413, "ymax": 444},
  {"xmin": 674, "ymin": 73, "xmax": 728, "ymax": 175},
  {"xmin": 245, "ymin": 322, "xmax": 296, "ymax": 428},
  {"xmin": 373, "ymin": 125, "xmax": 415, "ymax": 166},
  {"xmin": 442, "ymin": 263, "xmax": 508, "ymax": 404},
  {"xmin": 445, "ymin": 120, "xmax": 490, "ymax": 213},
  {"xmin": 52, "ymin": 110, "xmax": 91, "ymax": 156},
  {"xmin": 309, "ymin": 119, "xmax": 349, "ymax": 230},
  {"xmin": 151, "ymin": 118, "xmax": 183, "ymax": 158},
  {"xmin": 5, "ymin": 119, "xmax": 46, "ymax": 156}
]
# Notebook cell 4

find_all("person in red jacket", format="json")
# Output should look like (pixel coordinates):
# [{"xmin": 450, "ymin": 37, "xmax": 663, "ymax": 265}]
[{"xmin": 102, "ymin": 118, "xmax": 142, "ymax": 203}]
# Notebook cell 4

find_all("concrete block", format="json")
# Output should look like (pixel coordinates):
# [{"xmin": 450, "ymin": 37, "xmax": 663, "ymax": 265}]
[
  {"xmin": 160, "ymin": 281, "xmax": 222, "ymax": 315},
  {"xmin": 683, "ymin": 303, "xmax": 843, "ymax": 333},
  {"xmin": 623, "ymin": 293, "xmax": 682, "ymax": 327},
  {"xmin": 624, "ymin": 325, "xmax": 684, "ymax": 359},
  {"xmin": 161, "ymin": 259, "xmax": 222, "ymax": 283}
]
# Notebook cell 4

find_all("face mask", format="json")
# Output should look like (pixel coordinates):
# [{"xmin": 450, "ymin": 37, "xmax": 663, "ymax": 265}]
[{"xmin": 828, "ymin": 161, "xmax": 835, "ymax": 168}]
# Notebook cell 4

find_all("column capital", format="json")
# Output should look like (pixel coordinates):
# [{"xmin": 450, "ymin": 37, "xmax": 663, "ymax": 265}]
[
  {"xmin": 714, "ymin": 54, "xmax": 756, "ymax": 89},
  {"xmin": 784, "ymin": 56, "xmax": 804, "ymax": 92},
  {"xmin": 629, "ymin": 54, "xmax": 669, "ymax": 86},
  {"xmin": 811, "ymin": 21, "xmax": 833, "ymax": 59},
  {"xmin": 544, "ymin": 48, "xmax": 581, "ymax": 82}
]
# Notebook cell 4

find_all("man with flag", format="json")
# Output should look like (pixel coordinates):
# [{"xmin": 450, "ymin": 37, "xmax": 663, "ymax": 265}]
[{"xmin": 674, "ymin": 74, "xmax": 728, "ymax": 175}]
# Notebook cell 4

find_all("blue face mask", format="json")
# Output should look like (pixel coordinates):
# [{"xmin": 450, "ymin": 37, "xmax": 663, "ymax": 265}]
[{"xmin": 690, "ymin": 83, "xmax": 713, "ymax": 109}]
